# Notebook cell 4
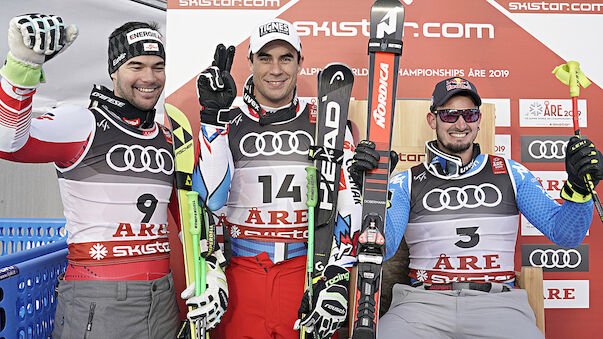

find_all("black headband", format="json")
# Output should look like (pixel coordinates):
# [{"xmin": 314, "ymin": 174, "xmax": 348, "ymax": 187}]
[{"xmin": 108, "ymin": 23, "xmax": 165, "ymax": 75}]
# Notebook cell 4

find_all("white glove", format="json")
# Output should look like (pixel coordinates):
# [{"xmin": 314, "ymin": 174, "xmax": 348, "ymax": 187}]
[
  {"xmin": 180, "ymin": 251, "xmax": 228, "ymax": 330},
  {"xmin": 2, "ymin": 14, "xmax": 78, "ymax": 87},
  {"xmin": 8, "ymin": 13, "xmax": 78, "ymax": 66},
  {"xmin": 294, "ymin": 264, "xmax": 349, "ymax": 338}
]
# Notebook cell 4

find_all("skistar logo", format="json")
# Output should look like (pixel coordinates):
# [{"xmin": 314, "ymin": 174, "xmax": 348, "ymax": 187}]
[
  {"xmin": 175, "ymin": 0, "xmax": 288, "ymax": 9},
  {"xmin": 89, "ymin": 243, "xmax": 108, "ymax": 260},
  {"xmin": 373, "ymin": 62, "xmax": 390, "ymax": 129},
  {"xmin": 376, "ymin": 8, "xmax": 398, "ymax": 38},
  {"xmin": 294, "ymin": 21, "xmax": 494, "ymax": 39},
  {"xmin": 113, "ymin": 241, "xmax": 170, "ymax": 257},
  {"xmin": 505, "ymin": 1, "xmax": 603, "ymax": 14}
]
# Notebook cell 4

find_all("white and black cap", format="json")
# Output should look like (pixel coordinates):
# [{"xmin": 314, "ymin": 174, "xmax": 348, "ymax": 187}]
[{"xmin": 248, "ymin": 18, "xmax": 301, "ymax": 55}]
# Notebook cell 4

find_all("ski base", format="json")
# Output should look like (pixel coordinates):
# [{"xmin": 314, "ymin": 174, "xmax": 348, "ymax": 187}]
[
  {"xmin": 351, "ymin": 0, "xmax": 405, "ymax": 338},
  {"xmin": 166, "ymin": 103, "xmax": 208, "ymax": 339}
]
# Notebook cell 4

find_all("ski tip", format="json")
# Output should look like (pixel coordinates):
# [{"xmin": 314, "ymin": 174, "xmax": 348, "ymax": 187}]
[
  {"xmin": 164, "ymin": 103, "xmax": 185, "ymax": 116},
  {"xmin": 318, "ymin": 63, "xmax": 355, "ymax": 90},
  {"xmin": 322, "ymin": 62, "xmax": 352, "ymax": 71}
]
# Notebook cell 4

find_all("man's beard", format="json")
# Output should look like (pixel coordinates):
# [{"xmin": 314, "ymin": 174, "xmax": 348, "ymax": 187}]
[
  {"xmin": 436, "ymin": 128, "xmax": 473, "ymax": 154},
  {"xmin": 441, "ymin": 139, "xmax": 472, "ymax": 153}
]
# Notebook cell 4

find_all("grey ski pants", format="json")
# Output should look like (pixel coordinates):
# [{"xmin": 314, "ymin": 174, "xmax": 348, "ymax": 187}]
[
  {"xmin": 52, "ymin": 272, "xmax": 180, "ymax": 339},
  {"xmin": 377, "ymin": 283, "xmax": 544, "ymax": 339}
]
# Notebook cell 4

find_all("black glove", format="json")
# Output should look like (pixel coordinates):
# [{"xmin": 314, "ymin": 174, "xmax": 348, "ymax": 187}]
[
  {"xmin": 197, "ymin": 44, "xmax": 236, "ymax": 128},
  {"xmin": 562, "ymin": 136, "xmax": 603, "ymax": 202},
  {"xmin": 349, "ymin": 140, "xmax": 399, "ymax": 187},
  {"xmin": 294, "ymin": 264, "xmax": 349, "ymax": 338}
]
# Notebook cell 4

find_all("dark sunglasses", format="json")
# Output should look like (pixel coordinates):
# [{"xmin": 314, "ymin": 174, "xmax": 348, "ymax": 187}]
[{"xmin": 434, "ymin": 108, "xmax": 481, "ymax": 123}]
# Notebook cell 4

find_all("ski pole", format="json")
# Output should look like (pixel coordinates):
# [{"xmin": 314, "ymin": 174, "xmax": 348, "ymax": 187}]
[
  {"xmin": 187, "ymin": 191, "xmax": 208, "ymax": 338},
  {"xmin": 305, "ymin": 166, "xmax": 318, "ymax": 299},
  {"xmin": 300, "ymin": 166, "xmax": 318, "ymax": 338},
  {"xmin": 552, "ymin": 61, "xmax": 603, "ymax": 221}
]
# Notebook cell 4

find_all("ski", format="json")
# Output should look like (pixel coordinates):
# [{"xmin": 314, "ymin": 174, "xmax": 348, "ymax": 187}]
[
  {"xmin": 299, "ymin": 63, "xmax": 354, "ymax": 338},
  {"xmin": 166, "ymin": 103, "xmax": 208, "ymax": 339},
  {"xmin": 309, "ymin": 63, "xmax": 354, "ymax": 281},
  {"xmin": 351, "ymin": 1, "xmax": 405, "ymax": 338}
]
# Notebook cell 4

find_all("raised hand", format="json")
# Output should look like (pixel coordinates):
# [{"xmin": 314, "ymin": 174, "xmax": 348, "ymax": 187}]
[
  {"xmin": 197, "ymin": 44, "xmax": 237, "ymax": 129},
  {"xmin": 8, "ymin": 13, "xmax": 78, "ymax": 66},
  {"xmin": 562, "ymin": 136, "xmax": 603, "ymax": 202}
]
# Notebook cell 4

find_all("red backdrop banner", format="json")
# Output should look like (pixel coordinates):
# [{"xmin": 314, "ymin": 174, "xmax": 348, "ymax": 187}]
[{"xmin": 166, "ymin": 1, "xmax": 603, "ymax": 336}]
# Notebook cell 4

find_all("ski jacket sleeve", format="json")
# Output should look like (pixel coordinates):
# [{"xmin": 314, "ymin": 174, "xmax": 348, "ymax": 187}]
[
  {"xmin": 383, "ymin": 169, "xmax": 411, "ymax": 262},
  {"xmin": 329, "ymin": 126, "xmax": 363, "ymax": 268},
  {"xmin": 192, "ymin": 122, "xmax": 234, "ymax": 211},
  {"xmin": 509, "ymin": 159, "xmax": 593, "ymax": 247},
  {"xmin": 0, "ymin": 77, "xmax": 94, "ymax": 165}
]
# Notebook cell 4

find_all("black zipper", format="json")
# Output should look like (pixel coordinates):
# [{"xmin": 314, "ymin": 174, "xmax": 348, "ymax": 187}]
[{"xmin": 83, "ymin": 302, "xmax": 96, "ymax": 339}]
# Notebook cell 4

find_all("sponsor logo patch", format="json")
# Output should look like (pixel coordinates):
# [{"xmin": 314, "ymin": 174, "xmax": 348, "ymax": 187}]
[
  {"xmin": 490, "ymin": 155, "xmax": 507, "ymax": 174},
  {"xmin": 521, "ymin": 244, "xmax": 588, "ymax": 272},
  {"xmin": 127, "ymin": 28, "xmax": 162, "ymax": 44},
  {"xmin": 259, "ymin": 21, "xmax": 289, "ymax": 37},
  {"xmin": 143, "ymin": 42, "xmax": 160, "ymax": 52},
  {"xmin": 112, "ymin": 52, "xmax": 127, "ymax": 66},
  {"xmin": 520, "ymin": 135, "xmax": 572, "ymax": 163},
  {"xmin": 446, "ymin": 77, "xmax": 471, "ymax": 91},
  {"xmin": 543, "ymin": 280, "xmax": 589, "ymax": 309}
]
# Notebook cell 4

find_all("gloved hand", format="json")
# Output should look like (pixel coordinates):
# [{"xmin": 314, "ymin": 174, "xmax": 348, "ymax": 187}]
[
  {"xmin": 197, "ymin": 44, "xmax": 236, "ymax": 129},
  {"xmin": 180, "ymin": 251, "xmax": 228, "ymax": 330},
  {"xmin": 349, "ymin": 140, "xmax": 399, "ymax": 187},
  {"xmin": 562, "ymin": 136, "xmax": 603, "ymax": 203},
  {"xmin": 294, "ymin": 264, "xmax": 350, "ymax": 338},
  {"xmin": 1, "ymin": 14, "xmax": 78, "ymax": 87}
]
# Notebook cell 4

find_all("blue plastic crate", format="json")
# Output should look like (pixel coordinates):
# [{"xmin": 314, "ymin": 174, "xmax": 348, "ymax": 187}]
[
  {"xmin": 0, "ymin": 219, "xmax": 66, "ymax": 257},
  {"xmin": 0, "ymin": 219, "xmax": 68, "ymax": 339}
]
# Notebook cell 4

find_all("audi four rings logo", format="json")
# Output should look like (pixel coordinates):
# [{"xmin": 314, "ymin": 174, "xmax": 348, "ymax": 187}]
[
  {"xmin": 521, "ymin": 244, "xmax": 588, "ymax": 272},
  {"xmin": 106, "ymin": 144, "xmax": 174, "ymax": 174},
  {"xmin": 240, "ymin": 130, "xmax": 313, "ymax": 157},
  {"xmin": 530, "ymin": 249, "xmax": 581, "ymax": 269},
  {"xmin": 528, "ymin": 140, "xmax": 567, "ymax": 159},
  {"xmin": 422, "ymin": 183, "xmax": 502, "ymax": 212},
  {"xmin": 520, "ymin": 135, "xmax": 572, "ymax": 163}
]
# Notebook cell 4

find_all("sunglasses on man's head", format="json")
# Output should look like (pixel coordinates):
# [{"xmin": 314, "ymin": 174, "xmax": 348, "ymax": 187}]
[{"xmin": 434, "ymin": 108, "xmax": 481, "ymax": 123}]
